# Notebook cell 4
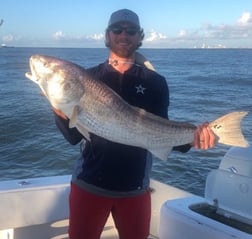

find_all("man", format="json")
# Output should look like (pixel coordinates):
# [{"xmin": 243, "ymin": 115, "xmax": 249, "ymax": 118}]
[{"xmin": 53, "ymin": 9, "xmax": 215, "ymax": 239}]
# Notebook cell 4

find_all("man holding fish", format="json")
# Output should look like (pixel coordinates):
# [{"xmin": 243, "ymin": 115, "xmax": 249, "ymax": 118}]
[{"xmin": 51, "ymin": 9, "xmax": 216, "ymax": 239}]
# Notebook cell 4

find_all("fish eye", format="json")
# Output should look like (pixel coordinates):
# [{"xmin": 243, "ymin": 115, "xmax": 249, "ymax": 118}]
[{"xmin": 43, "ymin": 62, "xmax": 49, "ymax": 67}]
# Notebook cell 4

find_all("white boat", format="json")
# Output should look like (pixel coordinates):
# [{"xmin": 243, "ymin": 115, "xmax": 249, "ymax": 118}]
[{"xmin": 0, "ymin": 145, "xmax": 251, "ymax": 239}]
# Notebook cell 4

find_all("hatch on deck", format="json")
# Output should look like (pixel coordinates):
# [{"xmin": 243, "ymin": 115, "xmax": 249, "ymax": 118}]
[{"xmin": 160, "ymin": 144, "xmax": 252, "ymax": 239}]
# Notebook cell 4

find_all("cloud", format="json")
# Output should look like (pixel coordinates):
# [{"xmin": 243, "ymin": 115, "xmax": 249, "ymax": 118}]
[
  {"xmin": 53, "ymin": 31, "xmax": 65, "ymax": 40},
  {"xmin": 145, "ymin": 29, "xmax": 167, "ymax": 42},
  {"xmin": 176, "ymin": 12, "xmax": 252, "ymax": 41},
  {"xmin": 2, "ymin": 34, "xmax": 14, "ymax": 42},
  {"xmin": 2, "ymin": 34, "xmax": 23, "ymax": 45},
  {"xmin": 178, "ymin": 30, "xmax": 187, "ymax": 37},
  {"xmin": 3, "ymin": 12, "xmax": 252, "ymax": 48},
  {"xmin": 49, "ymin": 31, "xmax": 106, "ymax": 47},
  {"xmin": 1, "ymin": 34, "xmax": 25, "ymax": 46},
  {"xmin": 171, "ymin": 12, "xmax": 252, "ymax": 47},
  {"xmin": 200, "ymin": 12, "xmax": 252, "ymax": 41},
  {"xmin": 86, "ymin": 33, "xmax": 104, "ymax": 40},
  {"xmin": 238, "ymin": 12, "xmax": 252, "ymax": 25},
  {"xmin": 52, "ymin": 31, "xmax": 104, "ymax": 41}
]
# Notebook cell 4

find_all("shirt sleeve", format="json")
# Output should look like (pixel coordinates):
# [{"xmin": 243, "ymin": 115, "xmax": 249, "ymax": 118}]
[
  {"xmin": 157, "ymin": 75, "xmax": 192, "ymax": 153},
  {"xmin": 54, "ymin": 113, "xmax": 83, "ymax": 145}
]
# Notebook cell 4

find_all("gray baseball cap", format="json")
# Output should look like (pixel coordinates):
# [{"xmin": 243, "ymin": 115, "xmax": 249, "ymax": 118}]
[{"xmin": 108, "ymin": 9, "xmax": 140, "ymax": 28}]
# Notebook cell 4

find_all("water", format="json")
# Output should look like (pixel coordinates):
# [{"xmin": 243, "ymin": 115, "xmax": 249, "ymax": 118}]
[{"xmin": 1, "ymin": 47, "xmax": 252, "ymax": 196}]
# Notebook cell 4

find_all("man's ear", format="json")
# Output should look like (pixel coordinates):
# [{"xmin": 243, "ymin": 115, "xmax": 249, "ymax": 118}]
[{"xmin": 105, "ymin": 31, "xmax": 110, "ymax": 47}]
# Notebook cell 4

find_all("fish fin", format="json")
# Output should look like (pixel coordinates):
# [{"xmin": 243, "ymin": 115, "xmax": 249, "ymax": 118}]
[
  {"xmin": 135, "ymin": 52, "xmax": 156, "ymax": 71},
  {"xmin": 69, "ymin": 106, "xmax": 79, "ymax": 128},
  {"xmin": 209, "ymin": 111, "xmax": 249, "ymax": 147},
  {"xmin": 69, "ymin": 105, "xmax": 91, "ymax": 140},
  {"xmin": 75, "ymin": 124, "xmax": 91, "ymax": 141},
  {"xmin": 149, "ymin": 147, "xmax": 172, "ymax": 161}
]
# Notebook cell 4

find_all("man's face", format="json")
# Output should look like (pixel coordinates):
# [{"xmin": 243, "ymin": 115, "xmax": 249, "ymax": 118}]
[{"xmin": 106, "ymin": 22, "xmax": 141, "ymax": 58}]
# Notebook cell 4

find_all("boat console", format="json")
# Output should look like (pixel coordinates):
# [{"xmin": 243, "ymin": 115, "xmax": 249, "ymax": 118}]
[{"xmin": 160, "ymin": 144, "xmax": 252, "ymax": 239}]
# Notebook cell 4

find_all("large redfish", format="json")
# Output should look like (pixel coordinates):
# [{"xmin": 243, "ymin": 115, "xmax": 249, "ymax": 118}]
[{"xmin": 25, "ymin": 55, "xmax": 249, "ymax": 160}]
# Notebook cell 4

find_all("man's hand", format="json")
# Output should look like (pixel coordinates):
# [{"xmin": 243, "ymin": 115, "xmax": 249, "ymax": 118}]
[
  {"xmin": 193, "ymin": 123, "xmax": 216, "ymax": 150},
  {"xmin": 52, "ymin": 107, "xmax": 68, "ymax": 120}
]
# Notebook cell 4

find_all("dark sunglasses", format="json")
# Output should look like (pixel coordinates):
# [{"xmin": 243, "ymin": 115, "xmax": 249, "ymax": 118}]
[{"xmin": 109, "ymin": 26, "xmax": 140, "ymax": 36}]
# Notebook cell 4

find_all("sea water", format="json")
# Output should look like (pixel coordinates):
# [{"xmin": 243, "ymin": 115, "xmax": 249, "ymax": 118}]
[{"xmin": 1, "ymin": 47, "xmax": 251, "ymax": 196}]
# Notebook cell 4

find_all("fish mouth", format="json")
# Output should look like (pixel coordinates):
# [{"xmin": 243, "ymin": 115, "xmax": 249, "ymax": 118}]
[
  {"xmin": 25, "ymin": 56, "xmax": 41, "ymax": 84},
  {"xmin": 25, "ymin": 72, "xmax": 32, "ymax": 79},
  {"xmin": 25, "ymin": 71, "xmax": 39, "ymax": 84}
]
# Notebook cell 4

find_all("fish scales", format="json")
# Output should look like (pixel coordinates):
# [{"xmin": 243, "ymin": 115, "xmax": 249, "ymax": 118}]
[{"xmin": 25, "ymin": 54, "xmax": 249, "ymax": 160}]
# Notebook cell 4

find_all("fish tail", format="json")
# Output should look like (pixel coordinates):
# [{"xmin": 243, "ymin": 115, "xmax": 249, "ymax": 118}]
[{"xmin": 209, "ymin": 111, "xmax": 249, "ymax": 147}]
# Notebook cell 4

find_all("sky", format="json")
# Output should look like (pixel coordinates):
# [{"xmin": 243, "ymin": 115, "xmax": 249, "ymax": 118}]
[{"xmin": 1, "ymin": 0, "xmax": 252, "ymax": 48}]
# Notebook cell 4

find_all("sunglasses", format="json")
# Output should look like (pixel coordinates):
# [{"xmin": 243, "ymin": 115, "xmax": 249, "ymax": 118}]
[{"xmin": 109, "ymin": 26, "xmax": 140, "ymax": 36}]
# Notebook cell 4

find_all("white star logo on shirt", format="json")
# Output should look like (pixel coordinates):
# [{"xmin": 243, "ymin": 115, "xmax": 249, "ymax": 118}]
[{"xmin": 135, "ymin": 84, "xmax": 146, "ymax": 94}]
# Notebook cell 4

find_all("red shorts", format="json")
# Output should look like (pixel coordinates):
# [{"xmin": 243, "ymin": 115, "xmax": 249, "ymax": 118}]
[{"xmin": 68, "ymin": 183, "xmax": 151, "ymax": 239}]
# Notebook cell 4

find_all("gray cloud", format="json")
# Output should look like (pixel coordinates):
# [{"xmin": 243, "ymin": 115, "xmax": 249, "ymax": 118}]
[
  {"xmin": 2, "ymin": 12, "xmax": 252, "ymax": 48},
  {"xmin": 144, "ymin": 12, "xmax": 252, "ymax": 48}
]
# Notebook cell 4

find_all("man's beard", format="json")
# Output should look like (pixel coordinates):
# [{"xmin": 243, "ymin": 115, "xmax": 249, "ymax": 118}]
[{"xmin": 108, "ymin": 40, "xmax": 138, "ymax": 58}]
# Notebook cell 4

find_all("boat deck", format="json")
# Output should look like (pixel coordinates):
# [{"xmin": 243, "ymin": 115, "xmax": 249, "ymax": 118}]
[
  {"xmin": 0, "ymin": 176, "xmax": 191, "ymax": 239},
  {"xmin": 1, "ymin": 217, "xmax": 158, "ymax": 239}
]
